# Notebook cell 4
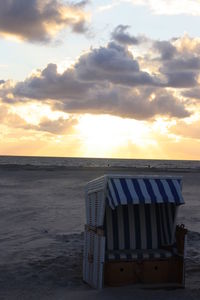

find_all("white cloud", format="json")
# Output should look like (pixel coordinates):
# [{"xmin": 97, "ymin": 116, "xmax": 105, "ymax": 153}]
[
  {"xmin": 127, "ymin": 0, "xmax": 200, "ymax": 15},
  {"xmin": 96, "ymin": 1, "xmax": 120, "ymax": 12}
]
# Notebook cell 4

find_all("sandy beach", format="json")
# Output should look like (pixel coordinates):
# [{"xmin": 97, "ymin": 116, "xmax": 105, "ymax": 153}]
[{"xmin": 0, "ymin": 165, "xmax": 200, "ymax": 299}]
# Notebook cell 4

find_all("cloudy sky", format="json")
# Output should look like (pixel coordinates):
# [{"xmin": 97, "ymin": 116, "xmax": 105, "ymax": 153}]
[{"xmin": 1, "ymin": 0, "xmax": 200, "ymax": 159}]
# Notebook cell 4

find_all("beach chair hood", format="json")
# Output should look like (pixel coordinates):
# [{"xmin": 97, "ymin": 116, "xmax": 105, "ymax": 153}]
[
  {"xmin": 106, "ymin": 176, "xmax": 184, "ymax": 209},
  {"xmin": 86, "ymin": 175, "xmax": 184, "ymax": 212}
]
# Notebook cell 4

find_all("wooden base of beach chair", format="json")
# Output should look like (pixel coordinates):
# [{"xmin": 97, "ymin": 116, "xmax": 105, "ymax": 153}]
[{"xmin": 104, "ymin": 257, "xmax": 184, "ymax": 287}]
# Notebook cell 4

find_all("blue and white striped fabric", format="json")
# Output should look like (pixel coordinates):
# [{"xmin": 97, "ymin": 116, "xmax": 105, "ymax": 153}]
[
  {"xmin": 104, "ymin": 204, "xmax": 177, "ymax": 261},
  {"xmin": 106, "ymin": 177, "xmax": 184, "ymax": 209},
  {"xmin": 104, "ymin": 204, "xmax": 176, "ymax": 250}
]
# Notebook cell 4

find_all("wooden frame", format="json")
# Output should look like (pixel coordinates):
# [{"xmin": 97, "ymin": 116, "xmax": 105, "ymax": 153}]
[
  {"xmin": 104, "ymin": 256, "xmax": 184, "ymax": 287},
  {"xmin": 104, "ymin": 224, "xmax": 187, "ymax": 288}
]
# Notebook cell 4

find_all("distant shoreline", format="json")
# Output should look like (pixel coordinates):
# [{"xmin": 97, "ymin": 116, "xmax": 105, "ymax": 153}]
[
  {"xmin": 0, "ymin": 164, "xmax": 200, "ymax": 173},
  {"xmin": 0, "ymin": 154, "xmax": 200, "ymax": 162}
]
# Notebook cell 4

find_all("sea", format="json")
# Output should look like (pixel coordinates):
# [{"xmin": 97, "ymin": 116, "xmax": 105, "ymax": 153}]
[
  {"xmin": 1, "ymin": 155, "xmax": 200, "ymax": 170},
  {"xmin": 0, "ymin": 155, "xmax": 200, "ymax": 295}
]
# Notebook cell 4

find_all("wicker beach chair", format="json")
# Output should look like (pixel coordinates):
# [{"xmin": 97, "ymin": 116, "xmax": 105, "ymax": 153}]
[{"xmin": 83, "ymin": 175, "xmax": 187, "ymax": 289}]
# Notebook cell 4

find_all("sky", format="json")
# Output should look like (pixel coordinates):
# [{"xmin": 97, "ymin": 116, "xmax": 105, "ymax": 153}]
[{"xmin": 0, "ymin": 0, "xmax": 200, "ymax": 160}]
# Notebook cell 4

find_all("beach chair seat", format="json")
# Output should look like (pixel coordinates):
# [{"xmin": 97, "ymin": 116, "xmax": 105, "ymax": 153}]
[
  {"xmin": 105, "ymin": 248, "xmax": 173, "ymax": 261},
  {"xmin": 104, "ymin": 204, "xmax": 177, "ymax": 261}
]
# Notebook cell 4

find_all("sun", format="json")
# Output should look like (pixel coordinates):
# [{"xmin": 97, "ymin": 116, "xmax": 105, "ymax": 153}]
[{"xmin": 76, "ymin": 114, "xmax": 152, "ymax": 157}]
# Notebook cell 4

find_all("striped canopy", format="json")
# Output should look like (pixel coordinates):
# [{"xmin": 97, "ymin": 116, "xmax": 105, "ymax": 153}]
[{"xmin": 106, "ymin": 177, "xmax": 184, "ymax": 209}]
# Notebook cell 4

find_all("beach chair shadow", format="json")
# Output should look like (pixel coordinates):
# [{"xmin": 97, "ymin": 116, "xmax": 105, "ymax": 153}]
[{"xmin": 83, "ymin": 175, "xmax": 187, "ymax": 289}]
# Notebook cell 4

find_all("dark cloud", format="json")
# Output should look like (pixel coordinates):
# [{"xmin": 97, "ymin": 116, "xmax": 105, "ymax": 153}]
[
  {"xmin": 34, "ymin": 116, "xmax": 78, "ymax": 134},
  {"xmin": 153, "ymin": 39, "xmax": 200, "ymax": 88},
  {"xmin": 111, "ymin": 25, "xmax": 142, "ymax": 45},
  {"xmin": 165, "ymin": 71, "xmax": 198, "ymax": 88},
  {"xmin": 150, "ymin": 90, "xmax": 190, "ymax": 118},
  {"xmin": 165, "ymin": 57, "xmax": 200, "ymax": 71},
  {"xmin": 0, "ymin": 0, "xmax": 89, "ymax": 43},
  {"xmin": 72, "ymin": 20, "xmax": 88, "ymax": 33},
  {"xmin": 73, "ymin": 0, "xmax": 90, "ymax": 7},
  {"xmin": 1, "ymin": 30, "xmax": 192, "ymax": 120},
  {"xmin": 154, "ymin": 41, "xmax": 177, "ymax": 60},
  {"xmin": 182, "ymin": 88, "xmax": 200, "ymax": 99},
  {"xmin": 57, "ymin": 86, "xmax": 190, "ymax": 119},
  {"xmin": 75, "ymin": 42, "xmax": 161, "ymax": 86},
  {"xmin": 14, "ymin": 63, "xmax": 92, "ymax": 100},
  {"xmin": 77, "ymin": 42, "xmax": 140, "ymax": 74},
  {"xmin": 14, "ymin": 42, "xmax": 161, "ymax": 102},
  {"xmin": 13, "ymin": 63, "xmax": 190, "ymax": 119},
  {"xmin": 160, "ymin": 56, "xmax": 200, "ymax": 80}
]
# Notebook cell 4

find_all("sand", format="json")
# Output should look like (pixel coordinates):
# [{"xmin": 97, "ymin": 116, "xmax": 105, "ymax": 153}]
[{"xmin": 0, "ymin": 165, "xmax": 200, "ymax": 299}]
